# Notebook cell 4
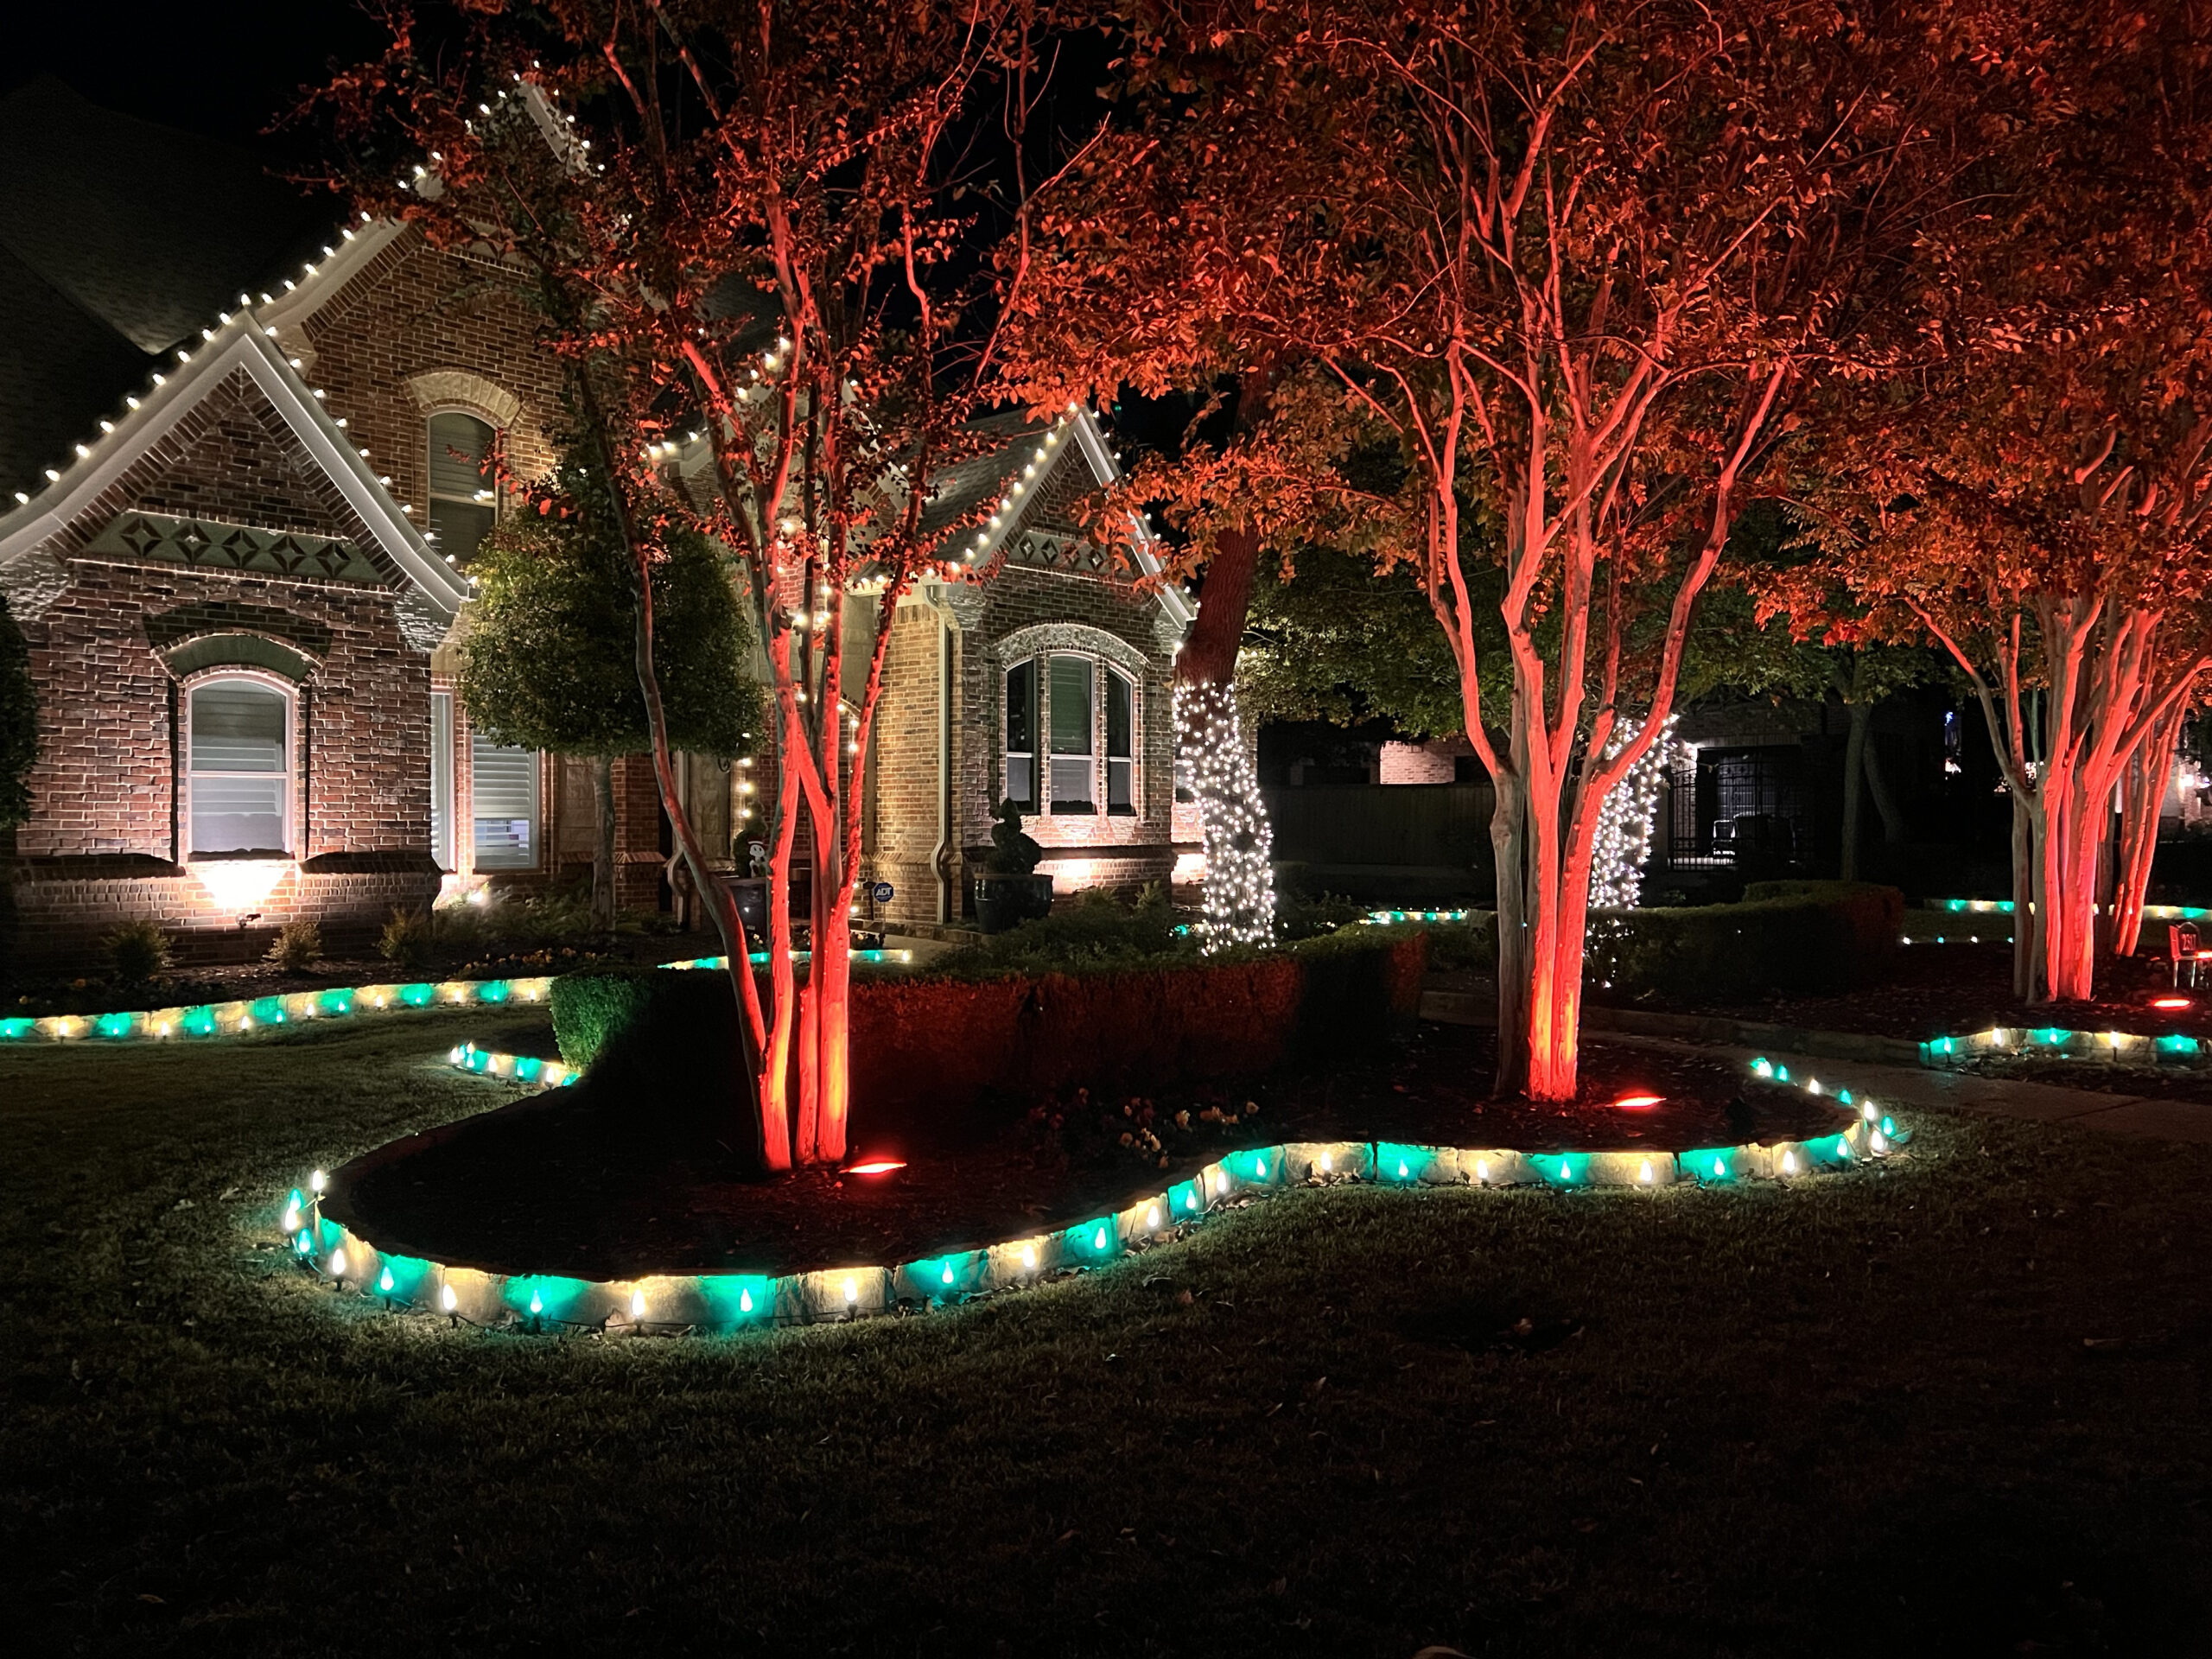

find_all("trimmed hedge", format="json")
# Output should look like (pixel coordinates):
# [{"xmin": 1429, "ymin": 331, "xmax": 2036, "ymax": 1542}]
[
  {"xmin": 1586, "ymin": 880, "xmax": 1902, "ymax": 1001},
  {"xmin": 550, "ymin": 927, "xmax": 1430, "ymax": 1117}
]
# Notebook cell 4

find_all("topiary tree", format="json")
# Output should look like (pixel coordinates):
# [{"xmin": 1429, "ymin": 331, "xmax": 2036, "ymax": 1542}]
[
  {"xmin": 0, "ymin": 594, "xmax": 35, "ymax": 833},
  {"xmin": 459, "ymin": 458, "xmax": 760, "ymax": 931}
]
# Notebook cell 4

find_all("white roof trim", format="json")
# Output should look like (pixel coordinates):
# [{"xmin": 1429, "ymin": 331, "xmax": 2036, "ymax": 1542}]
[
  {"xmin": 255, "ymin": 218, "xmax": 408, "ymax": 340},
  {"xmin": 0, "ymin": 314, "xmax": 471, "ymax": 616},
  {"xmin": 1065, "ymin": 406, "xmax": 1196, "ymax": 631},
  {"xmin": 953, "ymin": 406, "xmax": 1195, "ymax": 632}
]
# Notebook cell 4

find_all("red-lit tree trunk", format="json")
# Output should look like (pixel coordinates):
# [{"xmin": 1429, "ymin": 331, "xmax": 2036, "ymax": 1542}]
[
  {"xmin": 2113, "ymin": 701, "xmax": 2183, "ymax": 957},
  {"xmin": 1925, "ymin": 596, "xmax": 2205, "ymax": 1003}
]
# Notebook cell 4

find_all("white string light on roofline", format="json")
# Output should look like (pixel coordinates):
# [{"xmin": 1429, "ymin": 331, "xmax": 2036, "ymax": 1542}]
[
  {"xmin": 1176, "ymin": 679, "xmax": 1276, "ymax": 950},
  {"xmin": 8, "ymin": 218, "xmax": 399, "ymax": 522},
  {"xmin": 1587, "ymin": 714, "xmax": 1681, "ymax": 912}
]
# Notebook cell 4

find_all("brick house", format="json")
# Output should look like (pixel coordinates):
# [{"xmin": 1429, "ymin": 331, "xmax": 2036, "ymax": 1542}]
[{"xmin": 0, "ymin": 82, "xmax": 1192, "ymax": 968}]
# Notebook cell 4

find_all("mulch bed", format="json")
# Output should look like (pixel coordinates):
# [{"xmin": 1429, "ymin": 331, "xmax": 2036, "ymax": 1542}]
[
  {"xmin": 328, "ymin": 1022, "xmax": 1849, "ymax": 1281},
  {"xmin": 1605, "ymin": 940, "xmax": 2212, "ymax": 1045}
]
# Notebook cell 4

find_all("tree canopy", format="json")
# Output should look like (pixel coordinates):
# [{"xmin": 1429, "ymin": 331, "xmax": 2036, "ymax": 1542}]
[{"xmin": 457, "ymin": 465, "xmax": 760, "ymax": 763}]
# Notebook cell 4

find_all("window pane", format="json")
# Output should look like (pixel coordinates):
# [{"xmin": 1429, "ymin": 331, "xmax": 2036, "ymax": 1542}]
[
  {"xmin": 1051, "ymin": 756, "xmax": 1095, "ymax": 808},
  {"xmin": 428, "ymin": 498, "xmax": 496, "ymax": 563},
  {"xmin": 190, "ymin": 682, "xmax": 284, "ymax": 772},
  {"xmin": 193, "ymin": 775, "xmax": 285, "ymax": 853},
  {"xmin": 428, "ymin": 412, "xmax": 494, "ymax": 500},
  {"xmin": 1049, "ymin": 655, "xmax": 1092, "ymax": 755},
  {"xmin": 472, "ymin": 735, "xmax": 540, "ymax": 869},
  {"xmin": 1007, "ymin": 755, "xmax": 1033, "ymax": 809},
  {"xmin": 1107, "ymin": 671, "xmax": 1132, "ymax": 759},
  {"xmin": 1108, "ymin": 759, "xmax": 1133, "ymax": 811},
  {"xmin": 1006, "ymin": 660, "xmax": 1034, "ymax": 757}
]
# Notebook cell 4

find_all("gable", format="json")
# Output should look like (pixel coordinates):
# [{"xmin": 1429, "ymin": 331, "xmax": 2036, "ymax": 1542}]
[
  {"xmin": 0, "ymin": 315, "xmax": 470, "ymax": 633},
  {"xmin": 959, "ymin": 409, "xmax": 1196, "ymax": 632},
  {"xmin": 110, "ymin": 371, "xmax": 365, "ymax": 552}
]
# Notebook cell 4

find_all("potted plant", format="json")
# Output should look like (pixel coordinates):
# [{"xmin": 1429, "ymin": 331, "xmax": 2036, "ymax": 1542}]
[{"xmin": 972, "ymin": 799, "xmax": 1053, "ymax": 933}]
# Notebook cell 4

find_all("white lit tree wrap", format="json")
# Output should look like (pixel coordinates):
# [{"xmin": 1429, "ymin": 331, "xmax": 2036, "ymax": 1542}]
[
  {"xmin": 1586, "ymin": 715, "xmax": 1681, "ymax": 912},
  {"xmin": 1176, "ymin": 679, "xmax": 1276, "ymax": 950}
]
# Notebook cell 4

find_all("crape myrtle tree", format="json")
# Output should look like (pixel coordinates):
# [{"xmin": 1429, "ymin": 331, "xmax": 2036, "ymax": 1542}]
[
  {"xmin": 318, "ymin": 0, "xmax": 1038, "ymax": 1166},
  {"xmin": 1791, "ymin": 4, "xmax": 2212, "ymax": 1003},
  {"xmin": 458, "ymin": 455, "xmax": 760, "ymax": 931},
  {"xmin": 1221, "ymin": 0, "xmax": 2030, "ymax": 1097},
  {"xmin": 2113, "ymin": 695, "xmax": 2194, "ymax": 959}
]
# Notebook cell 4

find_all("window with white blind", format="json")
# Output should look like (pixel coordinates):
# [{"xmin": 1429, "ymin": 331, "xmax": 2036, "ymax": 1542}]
[
  {"xmin": 1048, "ymin": 654, "xmax": 1095, "ymax": 813},
  {"xmin": 427, "ymin": 410, "xmax": 497, "ymax": 563},
  {"xmin": 471, "ymin": 734, "xmax": 540, "ymax": 869},
  {"xmin": 188, "ymin": 678, "xmax": 291, "ymax": 855},
  {"xmin": 1002, "ymin": 651, "xmax": 1141, "ymax": 817},
  {"xmin": 430, "ymin": 692, "xmax": 454, "ymax": 870}
]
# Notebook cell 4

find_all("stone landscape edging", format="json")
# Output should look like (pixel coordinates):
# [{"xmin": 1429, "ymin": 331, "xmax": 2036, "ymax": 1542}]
[{"xmin": 276, "ymin": 1057, "xmax": 1908, "ymax": 1338}]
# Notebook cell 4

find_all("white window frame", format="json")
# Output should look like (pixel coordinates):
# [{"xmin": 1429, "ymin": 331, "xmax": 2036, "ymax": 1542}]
[
  {"xmin": 430, "ymin": 691, "xmax": 454, "ymax": 871},
  {"xmin": 1002, "ymin": 648, "xmax": 1142, "ymax": 819},
  {"xmin": 182, "ymin": 671, "xmax": 296, "ymax": 859},
  {"xmin": 1104, "ymin": 664, "xmax": 1136, "ymax": 816}
]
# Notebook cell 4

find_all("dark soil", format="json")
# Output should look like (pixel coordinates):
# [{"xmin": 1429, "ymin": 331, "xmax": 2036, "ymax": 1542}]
[
  {"xmin": 329, "ymin": 1021, "xmax": 1848, "ymax": 1280},
  {"xmin": 1600, "ymin": 939, "xmax": 2212, "ymax": 1044}
]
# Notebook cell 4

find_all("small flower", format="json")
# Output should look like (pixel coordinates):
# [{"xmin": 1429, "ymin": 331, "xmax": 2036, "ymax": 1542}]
[{"xmin": 1119, "ymin": 1131, "xmax": 1134, "ymax": 1147}]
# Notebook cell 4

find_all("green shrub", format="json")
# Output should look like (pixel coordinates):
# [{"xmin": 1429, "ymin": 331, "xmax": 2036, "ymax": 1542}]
[
  {"xmin": 105, "ymin": 918, "xmax": 172, "ymax": 984},
  {"xmin": 1276, "ymin": 890, "xmax": 1370, "ymax": 941},
  {"xmin": 937, "ymin": 885, "xmax": 1186, "ymax": 974},
  {"xmin": 549, "ymin": 929, "xmax": 1431, "ymax": 1116},
  {"xmin": 1424, "ymin": 910, "xmax": 1497, "ymax": 972},
  {"xmin": 265, "ymin": 918, "xmax": 322, "ymax": 973},
  {"xmin": 493, "ymin": 887, "xmax": 599, "ymax": 948},
  {"xmin": 1288, "ymin": 924, "xmax": 1430, "ymax": 1052},
  {"xmin": 378, "ymin": 906, "xmax": 434, "ymax": 970},
  {"xmin": 550, "ymin": 968, "xmax": 665, "ymax": 1070},
  {"xmin": 1586, "ymin": 881, "xmax": 1901, "ymax": 1001}
]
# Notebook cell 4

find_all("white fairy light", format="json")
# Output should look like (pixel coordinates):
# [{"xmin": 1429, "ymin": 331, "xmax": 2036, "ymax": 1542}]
[
  {"xmin": 1174, "ymin": 679, "xmax": 1276, "ymax": 950},
  {"xmin": 1587, "ymin": 714, "xmax": 1681, "ymax": 912}
]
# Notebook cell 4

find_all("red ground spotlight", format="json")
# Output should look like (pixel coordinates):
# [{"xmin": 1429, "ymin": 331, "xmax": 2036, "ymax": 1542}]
[
  {"xmin": 842, "ymin": 1158, "xmax": 907, "ymax": 1176},
  {"xmin": 2152, "ymin": 996, "xmax": 2192, "ymax": 1012},
  {"xmin": 1614, "ymin": 1094, "xmax": 1664, "ymax": 1109}
]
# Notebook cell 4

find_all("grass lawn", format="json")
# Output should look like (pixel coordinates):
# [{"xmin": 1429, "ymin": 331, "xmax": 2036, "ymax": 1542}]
[{"xmin": 3, "ymin": 1011, "xmax": 2209, "ymax": 1656}]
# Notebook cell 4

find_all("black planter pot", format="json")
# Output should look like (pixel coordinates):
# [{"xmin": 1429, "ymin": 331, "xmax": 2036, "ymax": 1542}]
[{"xmin": 972, "ymin": 873, "xmax": 1054, "ymax": 935}]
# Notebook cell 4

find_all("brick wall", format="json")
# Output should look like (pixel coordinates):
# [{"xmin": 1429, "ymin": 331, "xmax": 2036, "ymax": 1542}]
[
  {"xmin": 867, "ymin": 594, "xmax": 961, "ymax": 925},
  {"xmin": 22, "ymin": 561, "xmax": 428, "ymax": 861},
  {"xmin": 300, "ymin": 231, "xmax": 563, "ymax": 537},
  {"xmin": 865, "ymin": 566, "xmax": 1182, "ymax": 925},
  {"xmin": 1379, "ymin": 738, "xmax": 1473, "ymax": 785}
]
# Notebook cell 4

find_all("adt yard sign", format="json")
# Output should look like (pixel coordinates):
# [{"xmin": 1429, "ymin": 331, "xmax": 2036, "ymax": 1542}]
[{"xmin": 871, "ymin": 881, "xmax": 894, "ymax": 904}]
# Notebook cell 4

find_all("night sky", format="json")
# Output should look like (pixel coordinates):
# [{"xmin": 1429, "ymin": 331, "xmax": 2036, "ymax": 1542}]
[{"xmin": 6, "ymin": 2, "xmax": 383, "ymax": 148}]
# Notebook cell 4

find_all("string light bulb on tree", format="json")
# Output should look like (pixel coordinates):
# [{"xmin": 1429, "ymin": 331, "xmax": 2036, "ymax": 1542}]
[
  {"xmin": 1587, "ymin": 715, "xmax": 1681, "ymax": 912},
  {"xmin": 1175, "ymin": 680, "xmax": 1276, "ymax": 950}
]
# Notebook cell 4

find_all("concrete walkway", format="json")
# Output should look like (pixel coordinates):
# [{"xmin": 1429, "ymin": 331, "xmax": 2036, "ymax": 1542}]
[{"xmin": 1592, "ymin": 1030, "xmax": 2212, "ymax": 1145}]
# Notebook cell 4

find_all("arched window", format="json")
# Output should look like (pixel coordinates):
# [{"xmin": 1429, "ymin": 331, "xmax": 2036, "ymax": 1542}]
[
  {"xmin": 1002, "ymin": 651, "xmax": 1140, "ymax": 817},
  {"xmin": 426, "ymin": 410, "xmax": 497, "ymax": 562},
  {"xmin": 188, "ymin": 677, "xmax": 291, "ymax": 855}
]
